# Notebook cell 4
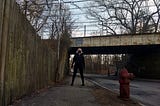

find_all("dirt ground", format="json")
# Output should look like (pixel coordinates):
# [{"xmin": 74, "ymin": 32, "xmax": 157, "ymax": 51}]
[{"xmin": 92, "ymin": 86, "xmax": 141, "ymax": 106}]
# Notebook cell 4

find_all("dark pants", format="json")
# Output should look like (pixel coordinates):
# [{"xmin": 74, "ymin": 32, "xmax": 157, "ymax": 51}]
[{"xmin": 71, "ymin": 65, "xmax": 84, "ymax": 85}]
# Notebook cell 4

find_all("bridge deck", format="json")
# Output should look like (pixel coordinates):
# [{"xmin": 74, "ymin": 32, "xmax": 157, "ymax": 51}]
[
  {"xmin": 71, "ymin": 33, "xmax": 160, "ymax": 47},
  {"xmin": 70, "ymin": 33, "xmax": 160, "ymax": 54}
]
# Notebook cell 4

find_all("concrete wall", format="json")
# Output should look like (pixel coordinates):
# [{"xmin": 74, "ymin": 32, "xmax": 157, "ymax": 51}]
[{"xmin": 0, "ymin": 1, "xmax": 68, "ymax": 105}]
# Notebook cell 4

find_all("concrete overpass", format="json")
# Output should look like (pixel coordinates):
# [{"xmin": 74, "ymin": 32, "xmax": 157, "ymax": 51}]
[{"xmin": 69, "ymin": 33, "xmax": 160, "ymax": 54}]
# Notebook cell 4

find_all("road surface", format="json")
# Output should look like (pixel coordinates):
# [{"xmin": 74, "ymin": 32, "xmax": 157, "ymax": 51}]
[{"xmin": 85, "ymin": 75, "xmax": 160, "ymax": 106}]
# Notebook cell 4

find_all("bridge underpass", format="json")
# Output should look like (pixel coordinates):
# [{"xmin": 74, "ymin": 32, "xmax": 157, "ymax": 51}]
[
  {"xmin": 68, "ymin": 34, "xmax": 160, "ymax": 106},
  {"xmin": 70, "ymin": 45, "xmax": 160, "ymax": 78},
  {"xmin": 69, "ymin": 34, "xmax": 160, "ymax": 79},
  {"xmin": 69, "ymin": 44, "xmax": 160, "ymax": 54}
]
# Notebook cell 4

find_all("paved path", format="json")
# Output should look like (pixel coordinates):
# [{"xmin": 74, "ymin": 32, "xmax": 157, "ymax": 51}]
[{"xmin": 13, "ymin": 77, "xmax": 101, "ymax": 106}]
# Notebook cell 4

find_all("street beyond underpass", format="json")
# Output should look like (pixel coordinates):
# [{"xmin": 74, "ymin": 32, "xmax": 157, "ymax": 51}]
[{"xmin": 85, "ymin": 74, "xmax": 160, "ymax": 106}]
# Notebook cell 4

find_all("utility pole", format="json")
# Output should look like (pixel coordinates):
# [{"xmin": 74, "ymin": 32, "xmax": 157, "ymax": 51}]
[
  {"xmin": 101, "ymin": 22, "xmax": 103, "ymax": 36},
  {"xmin": 57, "ymin": 0, "xmax": 61, "ymax": 62},
  {"xmin": 57, "ymin": 0, "xmax": 63, "ymax": 59},
  {"xmin": 24, "ymin": 0, "xmax": 29, "ymax": 16},
  {"xmin": 84, "ymin": 25, "xmax": 86, "ymax": 37},
  {"xmin": 56, "ymin": 0, "xmax": 62, "ymax": 82}
]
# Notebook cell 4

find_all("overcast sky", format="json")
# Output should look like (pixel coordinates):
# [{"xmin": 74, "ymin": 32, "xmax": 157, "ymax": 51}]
[
  {"xmin": 63, "ymin": 0, "xmax": 101, "ymax": 37},
  {"xmin": 64, "ymin": 0, "xmax": 158, "ymax": 37}
]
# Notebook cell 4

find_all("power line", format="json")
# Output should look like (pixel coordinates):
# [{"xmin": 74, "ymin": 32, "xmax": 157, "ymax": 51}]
[
  {"xmin": 36, "ymin": 0, "xmax": 92, "ymax": 5},
  {"xmin": 73, "ymin": 24, "xmax": 99, "ymax": 27},
  {"xmin": 63, "ymin": 0, "xmax": 92, "ymax": 3},
  {"xmin": 69, "ymin": 5, "xmax": 100, "ymax": 10},
  {"xmin": 42, "ymin": 9, "xmax": 105, "ymax": 15},
  {"xmin": 71, "ymin": 12, "xmax": 90, "ymax": 15},
  {"xmin": 67, "ymin": 21, "xmax": 99, "ymax": 23},
  {"xmin": 72, "ymin": 29, "xmax": 99, "ymax": 31}
]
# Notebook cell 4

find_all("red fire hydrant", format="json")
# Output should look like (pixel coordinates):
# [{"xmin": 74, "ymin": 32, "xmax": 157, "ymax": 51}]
[{"xmin": 119, "ymin": 67, "xmax": 134, "ymax": 100}]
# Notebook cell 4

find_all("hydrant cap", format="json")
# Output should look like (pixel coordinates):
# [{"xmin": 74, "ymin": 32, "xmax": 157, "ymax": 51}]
[{"xmin": 120, "ymin": 68, "xmax": 129, "ymax": 78}]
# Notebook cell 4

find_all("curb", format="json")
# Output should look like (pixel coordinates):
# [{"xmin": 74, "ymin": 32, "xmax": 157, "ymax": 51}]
[
  {"xmin": 85, "ymin": 78, "xmax": 145, "ymax": 106},
  {"xmin": 134, "ymin": 78, "xmax": 160, "ymax": 83},
  {"xmin": 85, "ymin": 78, "xmax": 117, "ymax": 94}
]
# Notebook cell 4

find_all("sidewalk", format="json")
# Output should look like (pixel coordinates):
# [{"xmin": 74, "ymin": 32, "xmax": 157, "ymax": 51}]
[
  {"xmin": 13, "ymin": 77, "xmax": 100, "ymax": 106},
  {"xmin": 12, "ymin": 76, "xmax": 141, "ymax": 106}
]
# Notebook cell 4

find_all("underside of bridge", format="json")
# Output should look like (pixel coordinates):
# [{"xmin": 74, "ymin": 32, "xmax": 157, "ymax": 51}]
[
  {"xmin": 69, "ymin": 44, "xmax": 160, "ymax": 79},
  {"xmin": 69, "ymin": 44, "xmax": 160, "ymax": 54}
]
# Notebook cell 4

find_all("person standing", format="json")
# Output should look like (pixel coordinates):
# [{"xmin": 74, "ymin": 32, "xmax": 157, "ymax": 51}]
[{"xmin": 71, "ymin": 48, "xmax": 85, "ymax": 86}]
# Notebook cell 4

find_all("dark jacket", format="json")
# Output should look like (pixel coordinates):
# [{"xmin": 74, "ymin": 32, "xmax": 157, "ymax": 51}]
[{"xmin": 72, "ymin": 53, "xmax": 85, "ymax": 68}]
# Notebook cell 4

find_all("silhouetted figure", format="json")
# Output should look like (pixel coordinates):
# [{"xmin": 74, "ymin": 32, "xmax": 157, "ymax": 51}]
[{"xmin": 71, "ymin": 48, "xmax": 85, "ymax": 86}]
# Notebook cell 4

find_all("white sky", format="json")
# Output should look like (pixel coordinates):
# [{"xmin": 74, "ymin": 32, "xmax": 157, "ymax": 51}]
[
  {"xmin": 63, "ymin": 0, "xmax": 158, "ymax": 37},
  {"xmin": 63, "ymin": 0, "xmax": 100, "ymax": 37}
]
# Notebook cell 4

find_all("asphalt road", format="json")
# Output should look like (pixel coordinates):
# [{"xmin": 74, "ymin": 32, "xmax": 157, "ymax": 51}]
[{"xmin": 85, "ymin": 75, "xmax": 160, "ymax": 106}]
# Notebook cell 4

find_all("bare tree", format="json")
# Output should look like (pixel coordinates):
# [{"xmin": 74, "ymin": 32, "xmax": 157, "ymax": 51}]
[
  {"xmin": 86, "ymin": 0, "xmax": 160, "ymax": 35},
  {"xmin": 151, "ymin": 0, "xmax": 160, "ymax": 33},
  {"xmin": 16, "ymin": 0, "xmax": 50, "ymax": 33},
  {"xmin": 47, "ymin": 3, "xmax": 73, "ymax": 39},
  {"xmin": 16, "ymin": 0, "xmax": 73, "ymax": 39}
]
